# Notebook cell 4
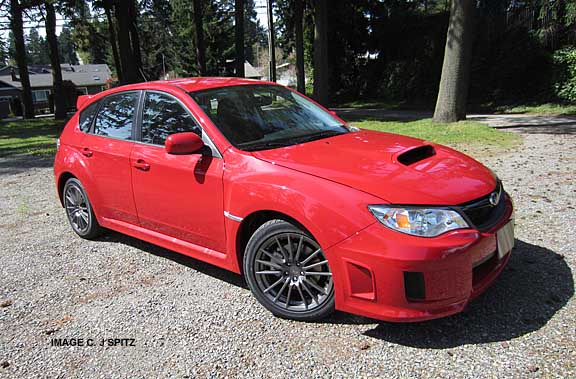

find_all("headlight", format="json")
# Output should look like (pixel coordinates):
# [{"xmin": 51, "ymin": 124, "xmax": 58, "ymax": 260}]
[{"xmin": 368, "ymin": 205, "xmax": 469, "ymax": 237}]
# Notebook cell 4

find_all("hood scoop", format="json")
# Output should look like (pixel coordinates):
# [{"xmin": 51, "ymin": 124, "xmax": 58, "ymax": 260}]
[{"xmin": 397, "ymin": 145, "xmax": 436, "ymax": 166}]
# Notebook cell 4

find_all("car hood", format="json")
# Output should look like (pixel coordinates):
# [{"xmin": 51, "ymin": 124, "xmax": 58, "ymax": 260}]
[{"xmin": 252, "ymin": 130, "xmax": 497, "ymax": 205}]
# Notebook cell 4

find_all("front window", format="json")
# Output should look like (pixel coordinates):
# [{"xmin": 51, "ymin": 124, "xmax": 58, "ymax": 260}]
[
  {"xmin": 141, "ymin": 92, "xmax": 201, "ymax": 145},
  {"xmin": 189, "ymin": 85, "xmax": 348, "ymax": 151}
]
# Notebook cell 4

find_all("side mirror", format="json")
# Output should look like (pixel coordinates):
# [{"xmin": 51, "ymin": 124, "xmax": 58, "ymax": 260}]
[{"xmin": 165, "ymin": 132, "xmax": 205, "ymax": 155}]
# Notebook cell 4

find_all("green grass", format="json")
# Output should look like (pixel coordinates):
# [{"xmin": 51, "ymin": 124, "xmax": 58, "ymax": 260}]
[
  {"xmin": 0, "ymin": 118, "xmax": 64, "ymax": 158},
  {"xmin": 497, "ymin": 103, "xmax": 576, "ymax": 116},
  {"xmin": 337, "ymin": 100, "xmax": 403, "ymax": 109},
  {"xmin": 354, "ymin": 119, "xmax": 521, "ymax": 153}
]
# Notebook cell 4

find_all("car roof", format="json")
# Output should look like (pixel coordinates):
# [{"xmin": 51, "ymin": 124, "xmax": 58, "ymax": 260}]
[
  {"xmin": 163, "ymin": 77, "xmax": 278, "ymax": 92},
  {"xmin": 107, "ymin": 77, "xmax": 277, "ymax": 94}
]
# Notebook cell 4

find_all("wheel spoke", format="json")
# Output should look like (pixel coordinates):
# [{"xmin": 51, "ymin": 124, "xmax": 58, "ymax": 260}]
[
  {"xmin": 304, "ymin": 278, "xmax": 328, "ymax": 295},
  {"xmin": 256, "ymin": 270, "xmax": 282, "ymax": 275},
  {"xmin": 80, "ymin": 211, "xmax": 89, "ymax": 223},
  {"xmin": 273, "ymin": 278, "xmax": 290, "ymax": 303},
  {"xmin": 285, "ymin": 284, "xmax": 293, "ymax": 308},
  {"xmin": 74, "ymin": 213, "xmax": 83, "ymax": 229},
  {"xmin": 275, "ymin": 237, "xmax": 289, "ymax": 261},
  {"xmin": 301, "ymin": 281, "xmax": 318, "ymax": 305},
  {"xmin": 286, "ymin": 234, "xmax": 293, "ymax": 262},
  {"xmin": 256, "ymin": 259, "xmax": 283, "ymax": 270},
  {"xmin": 301, "ymin": 248, "xmax": 321, "ymax": 265},
  {"xmin": 303, "ymin": 260, "xmax": 328, "ymax": 270},
  {"xmin": 65, "ymin": 194, "xmax": 75, "ymax": 205},
  {"xmin": 296, "ymin": 284, "xmax": 307, "ymax": 310},
  {"xmin": 260, "ymin": 249, "xmax": 284, "ymax": 264},
  {"xmin": 305, "ymin": 271, "xmax": 332, "ymax": 277},
  {"xmin": 72, "ymin": 188, "xmax": 80, "ymax": 204},
  {"xmin": 294, "ymin": 235, "xmax": 304, "ymax": 262},
  {"xmin": 263, "ymin": 277, "xmax": 284, "ymax": 293}
]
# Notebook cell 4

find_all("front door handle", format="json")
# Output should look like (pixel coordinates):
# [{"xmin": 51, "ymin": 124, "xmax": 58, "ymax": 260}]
[
  {"xmin": 133, "ymin": 159, "xmax": 150, "ymax": 171},
  {"xmin": 81, "ymin": 147, "xmax": 93, "ymax": 157}
]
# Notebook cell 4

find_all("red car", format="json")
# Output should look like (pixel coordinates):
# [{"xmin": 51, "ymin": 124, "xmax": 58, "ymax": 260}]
[{"xmin": 54, "ymin": 78, "xmax": 515, "ymax": 322}]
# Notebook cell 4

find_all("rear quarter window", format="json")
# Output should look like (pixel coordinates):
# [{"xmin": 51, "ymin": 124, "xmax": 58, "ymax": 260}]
[{"xmin": 78, "ymin": 101, "xmax": 100, "ymax": 133}]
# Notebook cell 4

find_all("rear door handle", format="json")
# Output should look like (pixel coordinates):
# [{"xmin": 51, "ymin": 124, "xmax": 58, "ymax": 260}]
[
  {"xmin": 81, "ymin": 147, "xmax": 93, "ymax": 157},
  {"xmin": 133, "ymin": 159, "xmax": 150, "ymax": 171}
]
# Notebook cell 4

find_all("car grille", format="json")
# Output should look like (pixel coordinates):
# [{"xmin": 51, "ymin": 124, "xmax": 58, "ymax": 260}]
[{"xmin": 458, "ymin": 181, "xmax": 507, "ymax": 232}]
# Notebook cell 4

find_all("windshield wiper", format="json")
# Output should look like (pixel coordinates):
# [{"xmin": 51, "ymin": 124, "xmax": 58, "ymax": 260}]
[
  {"xmin": 294, "ymin": 129, "xmax": 347, "ymax": 144},
  {"xmin": 239, "ymin": 140, "xmax": 296, "ymax": 152}
]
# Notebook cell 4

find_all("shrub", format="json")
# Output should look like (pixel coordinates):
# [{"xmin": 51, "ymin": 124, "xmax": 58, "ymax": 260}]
[{"xmin": 553, "ymin": 47, "xmax": 576, "ymax": 102}]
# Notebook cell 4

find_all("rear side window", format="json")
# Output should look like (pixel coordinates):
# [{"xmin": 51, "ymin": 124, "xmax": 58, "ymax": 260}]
[
  {"xmin": 141, "ymin": 92, "xmax": 201, "ymax": 145},
  {"xmin": 78, "ymin": 101, "xmax": 99, "ymax": 132},
  {"xmin": 94, "ymin": 92, "xmax": 139, "ymax": 140}
]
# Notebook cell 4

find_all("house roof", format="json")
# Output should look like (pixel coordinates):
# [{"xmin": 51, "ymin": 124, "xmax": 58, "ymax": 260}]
[{"xmin": 0, "ymin": 64, "xmax": 112, "ymax": 89}]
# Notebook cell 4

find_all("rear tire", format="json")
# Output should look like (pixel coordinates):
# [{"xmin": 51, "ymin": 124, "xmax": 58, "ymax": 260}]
[
  {"xmin": 243, "ymin": 219, "xmax": 335, "ymax": 321},
  {"xmin": 63, "ymin": 178, "xmax": 103, "ymax": 240}
]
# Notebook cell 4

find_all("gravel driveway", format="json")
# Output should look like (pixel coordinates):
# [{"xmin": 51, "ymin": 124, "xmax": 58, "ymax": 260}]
[{"xmin": 0, "ymin": 120, "xmax": 574, "ymax": 378}]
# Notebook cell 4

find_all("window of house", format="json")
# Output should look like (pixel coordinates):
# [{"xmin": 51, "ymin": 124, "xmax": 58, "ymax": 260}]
[{"xmin": 32, "ymin": 90, "xmax": 50, "ymax": 103}]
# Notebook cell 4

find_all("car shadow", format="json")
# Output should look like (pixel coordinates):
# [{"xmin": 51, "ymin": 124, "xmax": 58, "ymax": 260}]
[
  {"xmin": 95, "ymin": 231, "xmax": 247, "ymax": 289},
  {"xmin": 360, "ymin": 240, "xmax": 573, "ymax": 348}
]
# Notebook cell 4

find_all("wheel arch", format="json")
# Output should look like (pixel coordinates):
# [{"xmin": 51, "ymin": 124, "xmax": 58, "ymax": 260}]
[{"xmin": 57, "ymin": 171, "xmax": 77, "ymax": 206}]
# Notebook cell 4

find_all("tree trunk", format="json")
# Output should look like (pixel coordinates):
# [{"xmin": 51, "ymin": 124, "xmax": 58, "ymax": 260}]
[
  {"xmin": 312, "ymin": 0, "xmax": 329, "ymax": 105},
  {"xmin": 128, "ymin": 0, "xmax": 142, "ymax": 78},
  {"xmin": 235, "ymin": 0, "xmax": 245, "ymax": 77},
  {"xmin": 433, "ymin": 0, "xmax": 476, "ymax": 123},
  {"xmin": 193, "ymin": 0, "xmax": 206, "ymax": 75},
  {"xmin": 45, "ymin": 1, "xmax": 65, "ymax": 119},
  {"xmin": 114, "ymin": 2, "xmax": 139, "ymax": 84},
  {"xmin": 294, "ymin": 0, "xmax": 305, "ymax": 94},
  {"xmin": 10, "ymin": 0, "xmax": 34, "ymax": 119},
  {"xmin": 104, "ymin": 1, "xmax": 122, "ymax": 82}
]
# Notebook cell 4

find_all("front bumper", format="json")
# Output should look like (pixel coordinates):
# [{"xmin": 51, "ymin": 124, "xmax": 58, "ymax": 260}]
[{"xmin": 327, "ymin": 196, "xmax": 514, "ymax": 322}]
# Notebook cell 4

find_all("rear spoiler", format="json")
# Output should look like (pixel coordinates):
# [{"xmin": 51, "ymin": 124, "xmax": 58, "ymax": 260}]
[{"xmin": 76, "ymin": 95, "xmax": 93, "ymax": 110}]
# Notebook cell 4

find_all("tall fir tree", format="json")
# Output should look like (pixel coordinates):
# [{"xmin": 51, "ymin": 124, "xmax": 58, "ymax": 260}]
[
  {"xmin": 58, "ymin": 26, "xmax": 79, "ymax": 65},
  {"xmin": 26, "ymin": 28, "xmax": 50, "ymax": 65}
]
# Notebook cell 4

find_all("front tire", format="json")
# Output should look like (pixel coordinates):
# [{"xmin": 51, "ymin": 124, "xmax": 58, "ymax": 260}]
[
  {"xmin": 244, "ymin": 220, "xmax": 335, "ymax": 321},
  {"xmin": 63, "ymin": 178, "xmax": 103, "ymax": 239}
]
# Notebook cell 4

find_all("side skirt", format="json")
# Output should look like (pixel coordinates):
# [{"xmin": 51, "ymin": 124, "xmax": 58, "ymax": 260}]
[{"xmin": 99, "ymin": 217, "xmax": 240, "ymax": 274}]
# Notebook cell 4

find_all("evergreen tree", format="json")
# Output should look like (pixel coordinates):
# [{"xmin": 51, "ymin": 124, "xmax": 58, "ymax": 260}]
[
  {"xmin": 8, "ymin": 32, "xmax": 17, "ymax": 65},
  {"xmin": 140, "ymin": 0, "xmax": 176, "ymax": 79},
  {"xmin": 0, "ymin": 34, "xmax": 9, "ymax": 66},
  {"xmin": 243, "ymin": 0, "xmax": 266, "ymax": 65},
  {"xmin": 26, "ymin": 28, "xmax": 50, "ymax": 65},
  {"xmin": 58, "ymin": 26, "xmax": 79, "ymax": 65}
]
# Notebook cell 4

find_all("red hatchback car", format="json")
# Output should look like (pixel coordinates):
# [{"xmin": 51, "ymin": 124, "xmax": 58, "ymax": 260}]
[{"xmin": 54, "ymin": 78, "xmax": 515, "ymax": 322}]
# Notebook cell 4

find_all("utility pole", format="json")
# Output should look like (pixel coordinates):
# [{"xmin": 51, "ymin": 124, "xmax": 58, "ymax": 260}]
[{"xmin": 266, "ymin": 0, "xmax": 276, "ymax": 82}]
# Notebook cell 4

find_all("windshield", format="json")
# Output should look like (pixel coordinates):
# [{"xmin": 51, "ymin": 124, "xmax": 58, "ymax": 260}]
[{"xmin": 189, "ymin": 85, "xmax": 349, "ymax": 151}]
